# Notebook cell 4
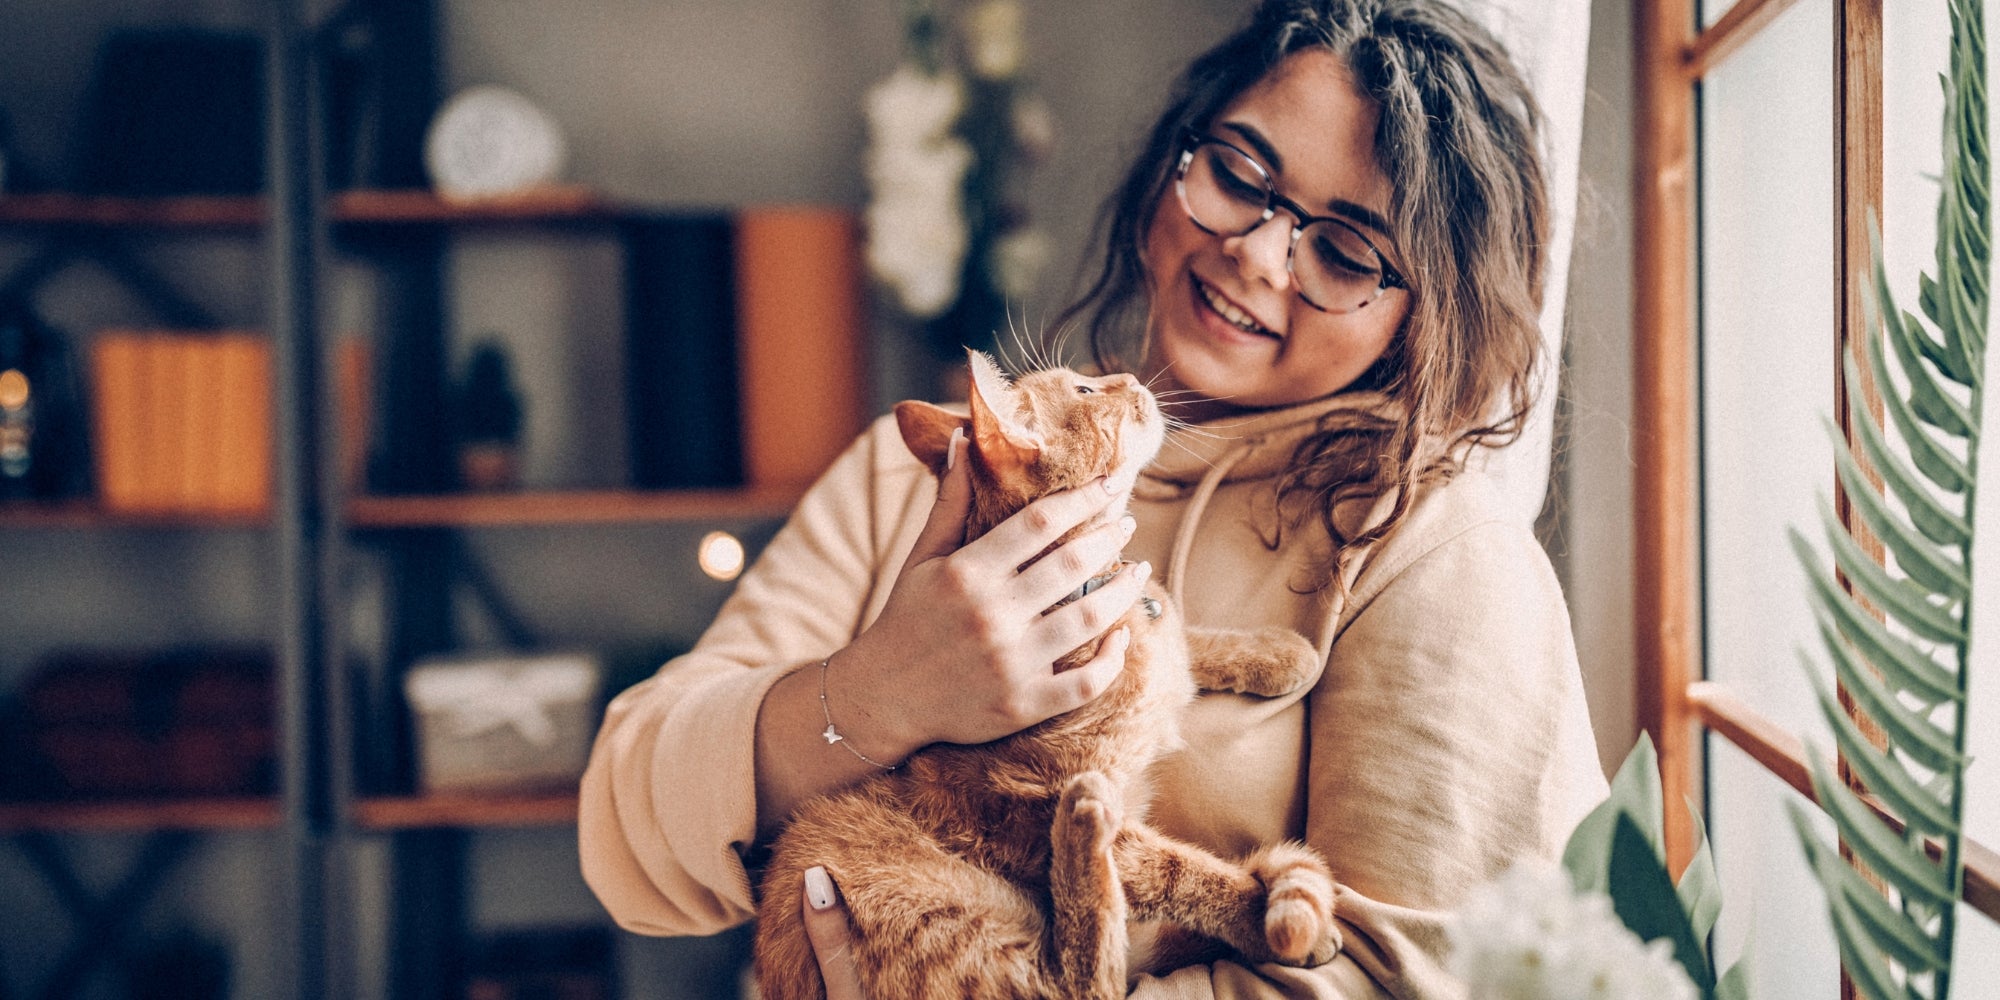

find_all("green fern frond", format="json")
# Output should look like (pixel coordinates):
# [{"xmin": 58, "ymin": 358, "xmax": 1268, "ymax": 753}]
[{"xmin": 1791, "ymin": 0, "xmax": 1986, "ymax": 997}]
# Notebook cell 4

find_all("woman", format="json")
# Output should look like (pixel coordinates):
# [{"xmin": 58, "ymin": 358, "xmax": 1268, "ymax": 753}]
[{"xmin": 579, "ymin": 1, "xmax": 1606, "ymax": 996}]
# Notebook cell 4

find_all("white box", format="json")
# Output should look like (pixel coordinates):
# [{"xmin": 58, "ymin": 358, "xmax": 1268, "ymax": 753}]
[{"xmin": 405, "ymin": 651, "xmax": 601, "ymax": 794}]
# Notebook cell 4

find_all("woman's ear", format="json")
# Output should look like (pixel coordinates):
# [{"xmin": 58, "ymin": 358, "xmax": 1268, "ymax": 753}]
[{"xmin": 894, "ymin": 401, "xmax": 970, "ymax": 475}]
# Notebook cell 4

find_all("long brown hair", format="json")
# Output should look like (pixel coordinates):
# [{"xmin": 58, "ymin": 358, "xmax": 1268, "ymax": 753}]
[{"xmin": 1053, "ymin": 0, "xmax": 1549, "ymax": 578}]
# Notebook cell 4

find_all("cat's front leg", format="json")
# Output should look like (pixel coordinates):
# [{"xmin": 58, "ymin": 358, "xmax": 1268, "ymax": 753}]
[
  {"xmin": 1050, "ymin": 771, "xmax": 1129, "ymax": 999},
  {"xmin": 1184, "ymin": 626, "xmax": 1322, "ymax": 697},
  {"xmin": 1115, "ymin": 823, "xmax": 1340, "ymax": 968}
]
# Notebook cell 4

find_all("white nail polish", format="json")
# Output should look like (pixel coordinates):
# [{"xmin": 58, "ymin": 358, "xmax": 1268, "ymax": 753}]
[
  {"xmin": 1136, "ymin": 561, "xmax": 1153, "ymax": 582},
  {"xmin": 947, "ymin": 429, "xmax": 962, "ymax": 471},
  {"xmin": 805, "ymin": 865, "xmax": 836, "ymax": 910},
  {"xmin": 1119, "ymin": 514, "xmax": 1137, "ymax": 537}
]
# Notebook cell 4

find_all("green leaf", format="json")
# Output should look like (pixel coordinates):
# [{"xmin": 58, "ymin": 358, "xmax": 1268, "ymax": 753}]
[
  {"xmin": 1828, "ymin": 427, "xmax": 1971, "ymax": 600},
  {"xmin": 1806, "ymin": 665, "xmax": 1958, "ymax": 838},
  {"xmin": 1801, "ymin": 555, "xmax": 1959, "ymax": 704},
  {"xmin": 1862, "ymin": 327, "xmax": 1971, "ymax": 494},
  {"xmin": 1872, "ymin": 218, "xmax": 1976, "ymax": 395},
  {"xmin": 1563, "ymin": 733, "xmax": 1664, "ymax": 895},
  {"xmin": 1790, "ymin": 803, "xmax": 1922, "ymax": 1000},
  {"xmin": 1715, "ymin": 956, "xmax": 1754, "ymax": 1000},
  {"xmin": 1810, "ymin": 632, "xmax": 1964, "ymax": 774},
  {"xmin": 1843, "ymin": 366, "xmax": 1972, "ymax": 550},
  {"xmin": 1678, "ymin": 799, "xmax": 1723, "ymax": 948},
  {"xmin": 1805, "ymin": 747, "xmax": 1954, "ymax": 908},
  {"xmin": 1608, "ymin": 813, "xmax": 1713, "ymax": 990},
  {"xmin": 1797, "ymin": 518, "xmax": 1961, "ymax": 646}
]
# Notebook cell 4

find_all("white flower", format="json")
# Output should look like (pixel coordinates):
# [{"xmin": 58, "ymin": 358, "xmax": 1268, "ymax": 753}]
[
  {"xmin": 990, "ymin": 226, "xmax": 1051, "ymax": 300},
  {"xmin": 867, "ymin": 64, "xmax": 965, "ymax": 143},
  {"xmin": 865, "ymin": 63, "xmax": 975, "ymax": 317},
  {"xmin": 964, "ymin": 0, "xmax": 1025, "ymax": 80},
  {"xmin": 1446, "ymin": 861, "xmax": 1699, "ymax": 1000},
  {"xmin": 1011, "ymin": 93, "xmax": 1056, "ymax": 162}
]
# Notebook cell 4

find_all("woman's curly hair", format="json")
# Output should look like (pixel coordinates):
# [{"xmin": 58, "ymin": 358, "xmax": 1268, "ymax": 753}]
[{"xmin": 1053, "ymin": 0, "xmax": 1549, "ymax": 584}]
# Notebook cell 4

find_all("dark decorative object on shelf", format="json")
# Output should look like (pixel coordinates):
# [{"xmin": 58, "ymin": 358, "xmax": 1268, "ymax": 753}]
[
  {"xmin": 122, "ymin": 929, "xmax": 232, "ymax": 1000},
  {"xmin": 452, "ymin": 339, "xmax": 525, "ymax": 490},
  {"xmin": 76, "ymin": 29, "xmax": 266, "ymax": 196},
  {"xmin": 0, "ymin": 299, "xmax": 92, "ymax": 502},
  {"xmin": 623, "ymin": 214, "xmax": 744, "ymax": 489},
  {"xmin": 7, "ymin": 647, "xmax": 275, "ymax": 801},
  {"xmin": 464, "ymin": 926, "xmax": 616, "ymax": 1000}
]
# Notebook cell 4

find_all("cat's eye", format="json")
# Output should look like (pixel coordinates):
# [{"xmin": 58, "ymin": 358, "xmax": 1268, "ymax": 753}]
[{"xmin": 1075, "ymin": 384, "xmax": 1096, "ymax": 394}]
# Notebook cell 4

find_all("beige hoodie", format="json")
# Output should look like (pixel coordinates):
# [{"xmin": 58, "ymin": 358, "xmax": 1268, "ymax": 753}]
[{"xmin": 579, "ymin": 396, "xmax": 1607, "ymax": 999}]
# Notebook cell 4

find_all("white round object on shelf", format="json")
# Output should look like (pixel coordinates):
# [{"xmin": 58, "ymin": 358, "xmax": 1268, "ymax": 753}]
[{"xmin": 423, "ymin": 85, "xmax": 567, "ymax": 200}]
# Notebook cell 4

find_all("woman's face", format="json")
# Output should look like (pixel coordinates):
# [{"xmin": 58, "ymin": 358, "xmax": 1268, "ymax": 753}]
[{"xmin": 1141, "ymin": 50, "xmax": 1410, "ymax": 417}]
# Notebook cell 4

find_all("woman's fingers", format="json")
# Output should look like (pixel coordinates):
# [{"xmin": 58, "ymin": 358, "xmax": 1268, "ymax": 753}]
[
  {"xmin": 966, "ymin": 474, "xmax": 1126, "ymax": 574},
  {"xmin": 901, "ymin": 428, "xmax": 971, "ymax": 571},
  {"xmin": 1026, "ymin": 560, "xmax": 1152, "ymax": 665},
  {"xmin": 1031, "ymin": 626, "xmax": 1130, "ymax": 719},
  {"xmin": 1006, "ymin": 513, "xmax": 1137, "ymax": 616},
  {"xmin": 803, "ymin": 866, "xmax": 868, "ymax": 1000}
]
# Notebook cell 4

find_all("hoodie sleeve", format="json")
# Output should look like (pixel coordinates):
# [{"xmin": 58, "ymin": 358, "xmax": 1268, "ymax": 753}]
[
  {"xmin": 1131, "ymin": 511, "xmax": 1606, "ymax": 999},
  {"xmin": 578, "ymin": 415, "xmax": 930, "ymax": 935}
]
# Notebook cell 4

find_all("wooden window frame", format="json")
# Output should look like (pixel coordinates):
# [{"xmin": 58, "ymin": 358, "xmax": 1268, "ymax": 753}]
[{"xmin": 1632, "ymin": 0, "xmax": 1998, "ymax": 962}]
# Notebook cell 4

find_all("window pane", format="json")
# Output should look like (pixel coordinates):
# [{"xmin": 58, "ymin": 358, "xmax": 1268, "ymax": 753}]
[{"xmin": 1698, "ymin": 0, "xmax": 1839, "ymax": 994}]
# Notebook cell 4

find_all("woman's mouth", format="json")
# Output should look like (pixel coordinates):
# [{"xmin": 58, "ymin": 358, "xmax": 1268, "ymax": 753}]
[{"xmin": 1192, "ymin": 275, "xmax": 1279, "ymax": 339}]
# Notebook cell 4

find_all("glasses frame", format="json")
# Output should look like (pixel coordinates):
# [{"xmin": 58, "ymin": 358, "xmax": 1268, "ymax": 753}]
[{"xmin": 1173, "ymin": 128, "xmax": 1408, "ymax": 314}]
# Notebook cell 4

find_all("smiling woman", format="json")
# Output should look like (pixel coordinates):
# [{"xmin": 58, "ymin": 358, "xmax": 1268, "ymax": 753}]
[{"xmin": 580, "ymin": 2, "xmax": 1602, "ymax": 998}]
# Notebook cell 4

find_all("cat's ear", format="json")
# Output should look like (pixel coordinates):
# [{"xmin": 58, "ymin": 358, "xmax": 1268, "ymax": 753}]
[
  {"xmin": 965, "ymin": 349, "xmax": 1042, "ymax": 470},
  {"xmin": 894, "ymin": 400, "xmax": 970, "ymax": 475}
]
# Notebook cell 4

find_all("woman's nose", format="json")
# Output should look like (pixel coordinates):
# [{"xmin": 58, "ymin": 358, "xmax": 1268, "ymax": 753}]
[{"xmin": 1222, "ymin": 215, "xmax": 1294, "ymax": 293}]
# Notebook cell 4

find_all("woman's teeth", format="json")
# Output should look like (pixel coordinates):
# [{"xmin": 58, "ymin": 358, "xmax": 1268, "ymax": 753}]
[{"xmin": 1198, "ymin": 279, "xmax": 1275, "ymax": 336}]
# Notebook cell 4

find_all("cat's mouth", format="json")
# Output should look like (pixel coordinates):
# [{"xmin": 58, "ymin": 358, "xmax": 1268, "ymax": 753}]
[{"xmin": 1193, "ymin": 275, "xmax": 1280, "ymax": 339}]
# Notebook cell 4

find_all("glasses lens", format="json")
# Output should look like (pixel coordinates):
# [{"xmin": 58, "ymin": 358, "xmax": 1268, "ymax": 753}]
[
  {"xmin": 1180, "ymin": 142, "xmax": 1270, "ymax": 236},
  {"xmin": 1294, "ymin": 219, "xmax": 1388, "ymax": 313}
]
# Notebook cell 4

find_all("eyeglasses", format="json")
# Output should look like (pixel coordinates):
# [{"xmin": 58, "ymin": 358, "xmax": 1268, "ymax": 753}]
[{"xmin": 1173, "ymin": 128, "xmax": 1407, "ymax": 314}]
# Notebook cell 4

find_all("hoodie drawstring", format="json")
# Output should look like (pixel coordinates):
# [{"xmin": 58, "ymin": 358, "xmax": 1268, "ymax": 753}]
[{"xmin": 1164, "ymin": 438, "xmax": 1259, "ymax": 610}]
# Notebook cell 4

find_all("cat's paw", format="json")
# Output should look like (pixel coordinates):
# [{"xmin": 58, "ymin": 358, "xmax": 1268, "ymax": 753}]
[
  {"xmin": 1187, "ymin": 627, "xmax": 1322, "ymax": 697},
  {"xmin": 1054, "ymin": 771, "xmax": 1123, "ymax": 856},
  {"xmin": 1248, "ymin": 842, "xmax": 1340, "ymax": 967}
]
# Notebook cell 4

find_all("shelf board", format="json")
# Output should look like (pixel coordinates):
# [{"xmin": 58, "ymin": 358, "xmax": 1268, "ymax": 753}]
[
  {"xmin": 0, "ymin": 500, "xmax": 268, "ymax": 529},
  {"xmin": 347, "ymin": 486, "xmax": 803, "ymax": 527},
  {"xmin": 0, "ymin": 187, "xmax": 631, "ymax": 230},
  {"xmin": 352, "ymin": 791, "xmax": 578, "ymax": 831},
  {"xmin": 0, "ymin": 797, "xmax": 281, "ymax": 832},
  {"xmin": 1, "ymin": 487, "xmax": 800, "ymax": 529}
]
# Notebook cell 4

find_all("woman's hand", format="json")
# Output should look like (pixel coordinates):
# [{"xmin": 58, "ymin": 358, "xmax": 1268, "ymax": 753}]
[
  {"xmin": 834, "ymin": 427, "xmax": 1150, "ymax": 755},
  {"xmin": 803, "ymin": 866, "xmax": 867, "ymax": 1000}
]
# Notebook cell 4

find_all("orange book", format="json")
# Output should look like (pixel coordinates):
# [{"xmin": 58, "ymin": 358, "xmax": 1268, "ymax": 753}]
[
  {"xmin": 212, "ymin": 333, "xmax": 272, "ymax": 514},
  {"xmin": 88, "ymin": 331, "xmax": 148, "ymax": 512},
  {"xmin": 732, "ymin": 206, "xmax": 869, "ymax": 488},
  {"xmin": 335, "ymin": 337, "xmax": 372, "ymax": 494},
  {"xmin": 179, "ymin": 335, "xmax": 223, "ymax": 511}
]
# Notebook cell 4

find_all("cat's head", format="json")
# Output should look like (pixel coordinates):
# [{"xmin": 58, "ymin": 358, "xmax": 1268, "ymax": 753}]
[{"xmin": 895, "ymin": 350, "xmax": 1165, "ymax": 535}]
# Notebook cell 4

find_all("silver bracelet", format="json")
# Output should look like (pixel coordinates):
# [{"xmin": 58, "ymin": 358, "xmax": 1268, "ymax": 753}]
[{"xmin": 817, "ymin": 657, "xmax": 899, "ymax": 772}]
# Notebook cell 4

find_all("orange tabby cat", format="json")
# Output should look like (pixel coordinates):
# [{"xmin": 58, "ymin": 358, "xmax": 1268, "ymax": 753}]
[{"xmin": 753, "ymin": 351, "xmax": 1338, "ymax": 999}]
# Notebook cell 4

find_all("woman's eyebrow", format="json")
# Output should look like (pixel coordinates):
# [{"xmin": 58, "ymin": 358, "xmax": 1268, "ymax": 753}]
[{"xmin": 1219, "ymin": 120, "xmax": 1393, "ymax": 238}]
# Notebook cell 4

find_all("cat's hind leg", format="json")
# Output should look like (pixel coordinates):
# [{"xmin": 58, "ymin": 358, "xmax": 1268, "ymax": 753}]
[
  {"xmin": 1115, "ymin": 824, "xmax": 1340, "ymax": 968},
  {"xmin": 1050, "ymin": 771, "xmax": 1129, "ymax": 1000}
]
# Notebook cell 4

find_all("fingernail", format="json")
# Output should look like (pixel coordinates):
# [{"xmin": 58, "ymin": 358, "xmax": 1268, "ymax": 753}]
[
  {"xmin": 1112, "ymin": 626, "xmax": 1131, "ymax": 649},
  {"xmin": 947, "ymin": 428, "xmax": 964, "ymax": 471},
  {"xmin": 1135, "ymin": 560, "xmax": 1153, "ymax": 582},
  {"xmin": 1104, "ymin": 473, "xmax": 1133, "ymax": 495},
  {"xmin": 804, "ymin": 866, "xmax": 836, "ymax": 910},
  {"xmin": 1119, "ymin": 514, "xmax": 1137, "ymax": 538}
]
